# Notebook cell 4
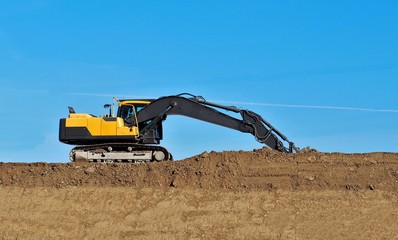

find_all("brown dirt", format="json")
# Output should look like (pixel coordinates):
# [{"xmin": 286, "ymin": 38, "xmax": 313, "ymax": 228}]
[{"xmin": 1, "ymin": 148, "xmax": 398, "ymax": 239}]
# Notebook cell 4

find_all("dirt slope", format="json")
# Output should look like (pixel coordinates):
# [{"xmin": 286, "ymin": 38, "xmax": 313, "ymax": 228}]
[{"xmin": 0, "ymin": 148, "xmax": 398, "ymax": 240}]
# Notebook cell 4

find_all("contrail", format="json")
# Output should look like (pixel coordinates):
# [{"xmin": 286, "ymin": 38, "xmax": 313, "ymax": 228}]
[
  {"xmin": 211, "ymin": 100, "xmax": 398, "ymax": 113},
  {"xmin": 64, "ymin": 93, "xmax": 398, "ymax": 113}
]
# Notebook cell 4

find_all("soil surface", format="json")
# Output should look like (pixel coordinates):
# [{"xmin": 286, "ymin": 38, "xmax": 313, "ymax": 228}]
[{"xmin": 1, "ymin": 148, "xmax": 398, "ymax": 239}]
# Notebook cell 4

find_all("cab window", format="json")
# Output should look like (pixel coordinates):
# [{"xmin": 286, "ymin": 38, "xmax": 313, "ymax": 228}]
[{"xmin": 119, "ymin": 105, "xmax": 135, "ymax": 120}]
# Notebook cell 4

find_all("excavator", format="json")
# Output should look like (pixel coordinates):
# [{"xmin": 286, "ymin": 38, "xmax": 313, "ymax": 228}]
[{"xmin": 59, "ymin": 93, "xmax": 299, "ymax": 162}]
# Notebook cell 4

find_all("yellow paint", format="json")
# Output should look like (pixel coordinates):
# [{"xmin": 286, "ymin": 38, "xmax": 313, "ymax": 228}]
[{"xmin": 66, "ymin": 114, "xmax": 138, "ymax": 137}]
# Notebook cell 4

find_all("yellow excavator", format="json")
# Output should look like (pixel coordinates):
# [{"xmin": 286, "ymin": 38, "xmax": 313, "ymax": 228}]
[{"xmin": 59, "ymin": 93, "xmax": 298, "ymax": 162}]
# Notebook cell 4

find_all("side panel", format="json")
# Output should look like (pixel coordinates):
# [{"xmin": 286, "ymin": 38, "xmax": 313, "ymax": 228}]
[
  {"xmin": 86, "ymin": 118, "xmax": 102, "ymax": 135},
  {"xmin": 99, "ymin": 118, "xmax": 116, "ymax": 136}
]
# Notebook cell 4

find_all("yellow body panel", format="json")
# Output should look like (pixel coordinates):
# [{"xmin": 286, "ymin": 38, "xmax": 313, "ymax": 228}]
[
  {"xmin": 64, "ymin": 101, "xmax": 149, "ymax": 138},
  {"xmin": 66, "ymin": 114, "xmax": 138, "ymax": 137}
]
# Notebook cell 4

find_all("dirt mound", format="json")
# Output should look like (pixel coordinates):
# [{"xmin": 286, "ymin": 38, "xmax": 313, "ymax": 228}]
[
  {"xmin": 1, "ymin": 148, "xmax": 398, "ymax": 239},
  {"xmin": 1, "ymin": 148, "xmax": 397, "ymax": 191}
]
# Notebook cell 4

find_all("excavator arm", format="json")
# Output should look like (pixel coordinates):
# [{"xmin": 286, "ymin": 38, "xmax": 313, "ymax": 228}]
[{"xmin": 134, "ymin": 93, "xmax": 298, "ymax": 153}]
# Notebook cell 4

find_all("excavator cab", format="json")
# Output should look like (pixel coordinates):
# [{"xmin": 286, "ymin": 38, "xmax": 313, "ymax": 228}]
[
  {"xmin": 117, "ymin": 100, "xmax": 163, "ymax": 144},
  {"xmin": 119, "ymin": 104, "xmax": 135, "ymax": 121},
  {"xmin": 118, "ymin": 103, "xmax": 137, "ymax": 127}
]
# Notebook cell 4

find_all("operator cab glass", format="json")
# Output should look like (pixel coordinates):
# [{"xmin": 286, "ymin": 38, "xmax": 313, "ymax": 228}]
[
  {"xmin": 119, "ymin": 103, "xmax": 155, "ymax": 132},
  {"xmin": 118, "ymin": 103, "xmax": 147, "ymax": 121},
  {"xmin": 119, "ymin": 105, "xmax": 135, "ymax": 120}
]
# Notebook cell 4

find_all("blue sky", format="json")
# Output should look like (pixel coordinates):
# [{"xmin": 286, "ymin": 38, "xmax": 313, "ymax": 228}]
[{"xmin": 0, "ymin": 1, "xmax": 397, "ymax": 162}]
